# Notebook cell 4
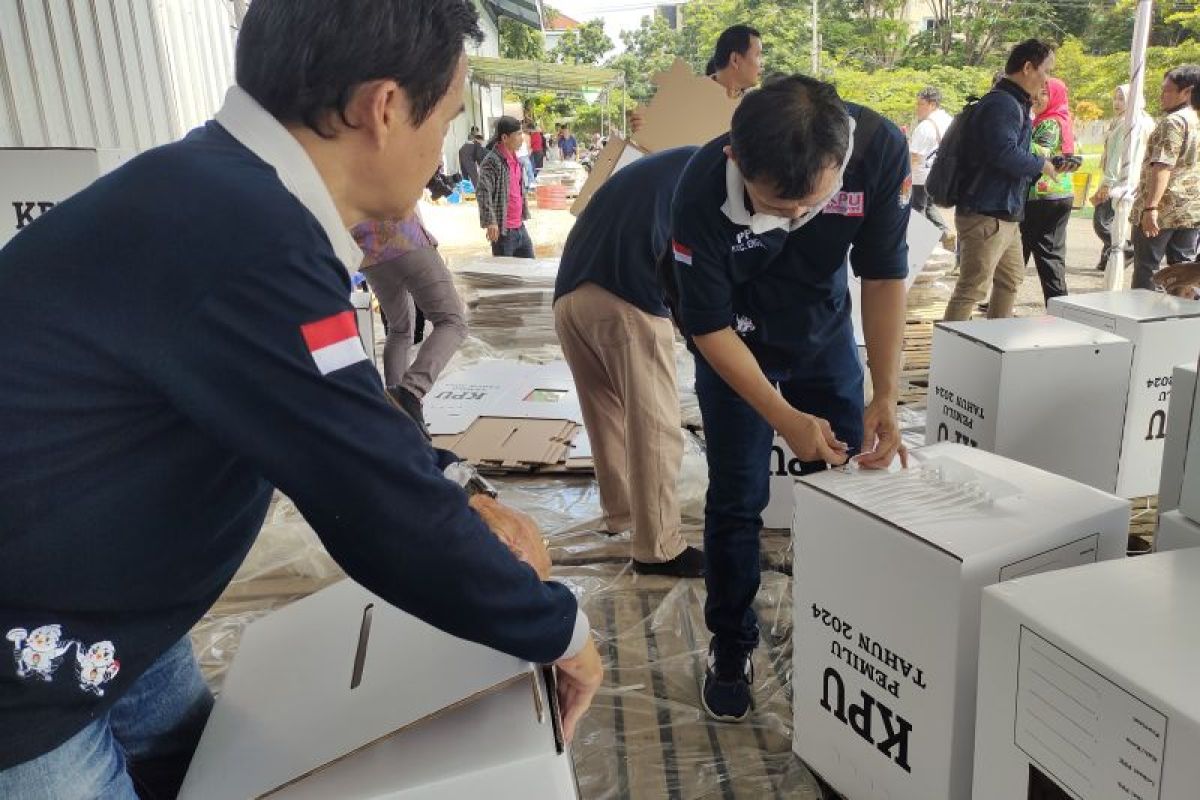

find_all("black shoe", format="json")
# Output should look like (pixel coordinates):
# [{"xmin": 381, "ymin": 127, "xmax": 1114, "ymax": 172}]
[
  {"xmin": 632, "ymin": 546, "xmax": 705, "ymax": 578},
  {"xmin": 386, "ymin": 385, "xmax": 430, "ymax": 440},
  {"xmin": 702, "ymin": 644, "xmax": 753, "ymax": 722}
]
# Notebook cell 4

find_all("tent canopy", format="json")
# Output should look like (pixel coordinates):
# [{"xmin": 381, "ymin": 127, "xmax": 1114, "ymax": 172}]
[{"xmin": 468, "ymin": 56, "xmax": 623, "ymax": 96}]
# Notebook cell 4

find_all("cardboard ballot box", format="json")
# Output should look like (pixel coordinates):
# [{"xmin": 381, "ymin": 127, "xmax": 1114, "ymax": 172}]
[
  {"xmin": 1156, "ymin": 508, "xmax": 1200, "ymax": 552},
  {"xmin": 925, "ymin": 317, "xmax": 1133, "ymax": 493},
  {"xmin": 1159, "ymin": 364, "xmax": 1198, "ymax": 515},
  {"xmin": 972, "ymin": 549, "xmax": 1200, "ymax": 800},
  {"xmin": 179, "ymin": 580, "xmax": 578, "ymax": 799},
  {"xmin": 1048, "ymin": 290, "xmax": 1200, "ymax": 497},
  {"xmin": 792, "ymin": 443, "xmax": 1128, "ymax": 800},
  {"xmin": 1179, "ymin": 362, "xmax": 1200, "ymax": 524},
  {"xmin": 0, "ymin": 148, "xmax": 131, "ymax": 248}
]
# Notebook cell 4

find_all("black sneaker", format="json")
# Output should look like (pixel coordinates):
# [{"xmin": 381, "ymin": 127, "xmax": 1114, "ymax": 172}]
[
  {"xmin": 386, "ymin": 385, "xmax": 430, "ymax": 440},
  {"xmin": 632, "ymin": 546, "xmax": 705, "ymax": 578},
  {"xmin": 702, "ymin": 644, "xmax": 753, "ymax": 722}
]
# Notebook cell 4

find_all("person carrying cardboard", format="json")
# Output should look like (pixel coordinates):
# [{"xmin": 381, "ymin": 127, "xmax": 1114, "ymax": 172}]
[
  {"xmin": 0, "ymin": 2, "xmax": 601, "ymax": 796},
  {"xmin": 666, "ymin": 75, "xmax": 910, "ymax": 723}
]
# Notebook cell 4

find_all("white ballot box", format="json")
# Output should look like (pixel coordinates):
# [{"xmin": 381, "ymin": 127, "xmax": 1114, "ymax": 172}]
[{"xmin": 0, "ymin": 148, "xmax": 131, "ymax": 248}]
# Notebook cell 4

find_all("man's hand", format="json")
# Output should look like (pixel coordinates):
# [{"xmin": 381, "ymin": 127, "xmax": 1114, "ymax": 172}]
[
  {"xmin": 629, "ymin": 108, "xmax": 644, "ymax": 134},
  {"xmin": 1155, "ymin": 261, "xmax": 1200, "ymax": 298},
  {"xmin": 777, "ymin": 408, "xmax": 849, "ymax": 466},
  {"xmin": 485, "ymin": 224, "xmax": 500, "ymax": 243},
  {"xmin": 469, "ymin": 495, "xmax": 551, "ymax": 580},
  {"xmin": 1142, "ymin": 209, "xmax": 1161, "ymax": 238},
  {"xmin": 554, "ymin": 636, "xmax": 603, "ymax": 744},
  {"xmin": 1042, "ymin": 160, "xmax": 1060, "ymax": 181},
  {"xmin": 1091, "ymin": 185, "xmax": 1110, "ymax": 205},
  {"xmin": 858, "ymin": 397, "xmax": 909, "ymax": 470}
]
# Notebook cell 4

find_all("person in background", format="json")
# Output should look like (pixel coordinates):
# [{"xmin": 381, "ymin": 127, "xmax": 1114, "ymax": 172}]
[
  {"xmin": 477, "ymin": 116, "xmax": 534, "ymax": 258},
  {"xmin": 548, "ymin": 124, "xmax": 563, "ymax": 161},
  {"xmin": 529, "ymin": 123, "xmax": 546, "ymax": 174},
  {"xmin": 1091, "ymin": 85, "xmax": 1153, "ymax": 271},
  {"xmin": 560, "ymin": 124, "xmax": 578, "ymax": 161},
  {"xmin": 352, "ymin": 208, "xmax": 468, "ymax": 432},
  {"xmin": 943, "ymin": 39, "xmax": 1060, "ymax": 321},
  {"xmin": 1130, "ymin": 65, "xmax": 1200, "ymax": 290},
  {"xmin": 553, "ymin": 147, "xmax": 706, "ymax": 579},
  {"xmin": 1021, "ymin": 77, "xmax": 1076, "ymax": 305},
  {"xmin": 709, "ymin": 25, "xmax": 763, "ymax": 99},
  {"xmin": 458, "ymin": 132, "xmax": 486, "ymax": 190},
  {"xmin": 518, "ymin": 122, "xmax": 535, "ymax": 187},
  {"xmin": 909, "ymin": 86, "xmax": 955, "ymax": 249}
]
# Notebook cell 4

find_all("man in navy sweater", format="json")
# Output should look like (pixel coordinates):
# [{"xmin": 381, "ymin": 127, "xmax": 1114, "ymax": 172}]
[{"xmin": 0, "ymin": 2, "xmax": 601, "ymax": 796}]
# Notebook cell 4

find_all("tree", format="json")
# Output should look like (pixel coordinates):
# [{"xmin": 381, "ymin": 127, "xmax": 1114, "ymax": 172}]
[
  {"xmin": 606, "ymin": 15, "xmax": 681, "ymax": 101},
  {"xmin": 499, "ymin": 16, "xmax": 545, "ymax": 61},
  {"xmin": 551, "ymin": 19, "xmax": 614, "ymax": 65}
]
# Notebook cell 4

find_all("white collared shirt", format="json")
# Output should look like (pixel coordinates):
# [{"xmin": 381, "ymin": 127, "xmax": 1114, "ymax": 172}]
[
  {"xmin": 720, "ymin": 115, "xmax": 857, "ymax": 235},
  {"xmin": 215, "ymin": 87, "xmax": 364, "ymax": 275}
]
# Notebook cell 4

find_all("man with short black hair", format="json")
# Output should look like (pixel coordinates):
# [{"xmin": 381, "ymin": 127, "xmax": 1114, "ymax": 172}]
[
  {"xmin": 910, "ymin": 86, "xmax": 955, "ymax": 247},
  {"xmin": 1130, "ymin": 64, "xmax": 1200, "ymax": 289},
  {"xmin": 667, "ymin": 75, "xmax": 911, "ymax": 722},
  {"xmin": 0, "ymin": 1, "xmax": 601, "ymax": 794},
  {"xmin": 710, "ymin": 24, "xmax": 763, "ymax": 98},
  {"xmin": 943, "ymin": 39, "xmax": 1061, "ymax": 321}
]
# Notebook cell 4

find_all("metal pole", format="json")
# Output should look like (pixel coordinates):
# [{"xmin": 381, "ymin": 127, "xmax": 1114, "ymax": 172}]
[
  {"xmin": 811, "ymin": 0, "xmax": 819, "ymax": 75},
  {"xmin": 621, "ymin": 75, "xmax": 627, "ymax": 139}
]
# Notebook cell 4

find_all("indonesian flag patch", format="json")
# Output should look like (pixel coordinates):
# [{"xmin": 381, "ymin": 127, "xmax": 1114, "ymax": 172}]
[
  {"xmin": 672, "ymin": 240, "xmax": 693, "ymax": 266},
  {"xmin": 301, "ymin": 311, "xmax": 368, "ymax": 375}
]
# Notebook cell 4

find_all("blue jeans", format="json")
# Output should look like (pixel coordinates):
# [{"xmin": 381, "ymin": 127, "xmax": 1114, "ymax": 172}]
[
  {"xmin": 0, "ymin": 637, "xmax": 212, "ymax": 799},
  {"xmin": 696, "ymin": 346, "xmax": 863, "ymax": 659},
  {"xmin": 491, "ymin": 224, "xmax": 535, "ymax": 259}
]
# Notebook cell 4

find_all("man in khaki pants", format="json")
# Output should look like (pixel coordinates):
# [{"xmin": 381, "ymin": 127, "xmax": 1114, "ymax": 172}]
[
  {"xmin": 944, "ymin": 39, "xmax": 1061, "ymax": 321},
  {"xmin": 553, "ymin": 147, "xmax": 705, "ymax": 578}
]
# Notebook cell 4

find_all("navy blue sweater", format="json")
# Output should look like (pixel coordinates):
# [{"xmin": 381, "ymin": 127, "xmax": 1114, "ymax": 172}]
[
  {"xmin": 957, "ymin": 79, "xmax": 1045, "ymax": 221},
  {"xmin": 0, "ymin": 122, "xmax": 579, "ymax": 768}
]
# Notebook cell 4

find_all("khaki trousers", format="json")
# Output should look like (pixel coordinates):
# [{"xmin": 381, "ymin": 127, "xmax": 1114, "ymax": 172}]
[
  {"xmin": 554, "ymin": 283, "xmax": 687, "ymax": 563},
  {"xmin": 944, "ymin": 211, "xmax": 1026, "ymax": 321}
]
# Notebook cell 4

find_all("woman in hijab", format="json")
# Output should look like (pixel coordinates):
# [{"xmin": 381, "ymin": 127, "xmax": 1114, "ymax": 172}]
[
  {"xmin": 1091, "ymin": 84, "xmax": 1155, "ymax": 270},
  {"xmin": 351, "ymin": 207, "xmax": 468, "ymax": 434},
  {"xmin": 1021, "ymin": 77, "xmax": 1076, "ymax": 304}
]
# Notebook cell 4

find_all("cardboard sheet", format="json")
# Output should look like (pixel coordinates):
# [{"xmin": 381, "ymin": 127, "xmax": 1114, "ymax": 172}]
[
  {"xmin": 630, "ymin": 59, "xmax": 740, "ymax": 154},
  {"xmin": 570, "ymin": 135, "xmax": 647, "ymax": 216}
]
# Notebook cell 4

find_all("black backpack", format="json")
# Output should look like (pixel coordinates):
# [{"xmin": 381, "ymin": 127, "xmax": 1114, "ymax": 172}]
[{"xmin": 924, "ymin": 96, "xmax": 982, "ymax": 208}]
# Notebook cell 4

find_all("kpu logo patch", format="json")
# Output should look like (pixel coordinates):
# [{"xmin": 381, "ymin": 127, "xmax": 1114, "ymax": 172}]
[
  {"xmin": 824, "ymin": 191, "xmax": 865, "ymax": 217},
  {"xmin": 301, "ymin": 311, "xmax": 368, "ymax": 375}
]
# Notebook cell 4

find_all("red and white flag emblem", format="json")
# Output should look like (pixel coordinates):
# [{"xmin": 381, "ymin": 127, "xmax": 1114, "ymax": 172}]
[
  {"xmin": 301, "ymin": 311, "xmax": 368, "ymax": 376},
  {"xmin": 672, "ymin": 240, "xmax": 693, "ymax": 266}
]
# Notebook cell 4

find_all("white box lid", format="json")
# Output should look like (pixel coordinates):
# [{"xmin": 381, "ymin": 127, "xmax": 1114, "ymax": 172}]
[
  {"xmin": 983, "ymin": 548, "xmax": 1200, "ymax": 721},
  {"xmin": 935, "ymin": 316, "xmax": 1129, "ymax": 352},
  {"xmin": 1050, "ymin": 289, "xmax": 1200, "ymax": 323},
  {"xmin": 179, "ymin": 579, "xmax": 562, "ymax": 799},
  {"xmin": 797, "ymin": 443, "xmax": 1128, "ymax": 560}
]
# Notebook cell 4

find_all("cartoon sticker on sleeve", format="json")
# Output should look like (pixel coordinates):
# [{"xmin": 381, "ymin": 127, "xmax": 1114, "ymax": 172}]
[{"xmin": 7, "ymin": 626, "xmax": 119, "ymax": 696}]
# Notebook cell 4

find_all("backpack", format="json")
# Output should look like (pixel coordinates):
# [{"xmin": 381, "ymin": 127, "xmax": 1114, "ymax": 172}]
[{"xmin": 925, "ymin": 97, "xmax": 982, "ymax": 208}]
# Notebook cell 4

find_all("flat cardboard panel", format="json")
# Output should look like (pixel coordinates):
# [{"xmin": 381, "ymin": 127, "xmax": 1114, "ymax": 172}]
[
  {"xmin": 1160, "ymin": 364, "xmax": 1198, "ymax": 513},
  {"xmin": 180, "ymin": 580, "xmax": 575, "ymax": 799},
  {"xmin": 1049, "ymin": 291, "xmax": 1200, "ymax": 497},
  {"xmin": 435, "ymin": 417, "xmax": 579, "ymax": 472},
  {"xmin": 629, "ymin": 58, "xmax": 740, "ymax": 154},
  {"xmin": 1156, "ymin": 509, "xmax": 1200, "ymax": 552},
  {"xmin": 0, "ymin": 148, "xmax": 131, "ymax": 246},
  {"xmin": 425, "ymin": 360, "xmax": 580, "ymax": 436},
  {"xmin": 793, "ymin": 443, "xmax": 1129, "ymax": 800},
  {"xmin": 569, "ymin": 135, "xmax": 646, "ymax": 216},
  {"xmin": 973, "ymin": 550, "xmax": 1200, "ymax": 800}
]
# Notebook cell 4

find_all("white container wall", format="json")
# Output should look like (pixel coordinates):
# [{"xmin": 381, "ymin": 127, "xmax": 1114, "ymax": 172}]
[{"xmin": 0, "ymin": 0, "xmax": 236, "ymax": 150}]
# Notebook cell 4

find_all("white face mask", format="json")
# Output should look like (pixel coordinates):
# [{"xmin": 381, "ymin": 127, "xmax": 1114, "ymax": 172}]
[{"xmin": 722, "ymin": 115, "xmax": 856, "ymax": 235}]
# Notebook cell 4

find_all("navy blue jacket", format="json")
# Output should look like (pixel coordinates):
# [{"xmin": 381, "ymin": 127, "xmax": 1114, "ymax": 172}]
[
  {"xmin": 0, "ymin": 122, "xmax": 580, "ymax": 768},
  {"xmin": 957, "ymin": 79, "xmax": 1046, "ymax": 221}
]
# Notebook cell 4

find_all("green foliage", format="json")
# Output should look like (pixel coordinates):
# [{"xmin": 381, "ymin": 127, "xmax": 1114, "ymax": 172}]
[
  {"xmin": 498, "ymin": 16, "xmax": 545, "ymax": 61},
  {"xmin": 551, "ymin": 19, "xmax": 614, "ymax": 65},
  {"xmin": 831, "ymin": 65, "xmax": 994, "ymax": 124}
]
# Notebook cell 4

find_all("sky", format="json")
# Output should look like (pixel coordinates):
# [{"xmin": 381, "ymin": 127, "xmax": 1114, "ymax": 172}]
[{"xmin": 548, "ymin": 0, "xmax": 666, "ymax": 56}]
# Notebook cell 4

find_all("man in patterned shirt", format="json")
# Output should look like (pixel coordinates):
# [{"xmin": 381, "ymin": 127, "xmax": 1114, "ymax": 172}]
[{"xmin": 1131, "ymin": 65, "xmax": 1200, "ymax": 289}]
